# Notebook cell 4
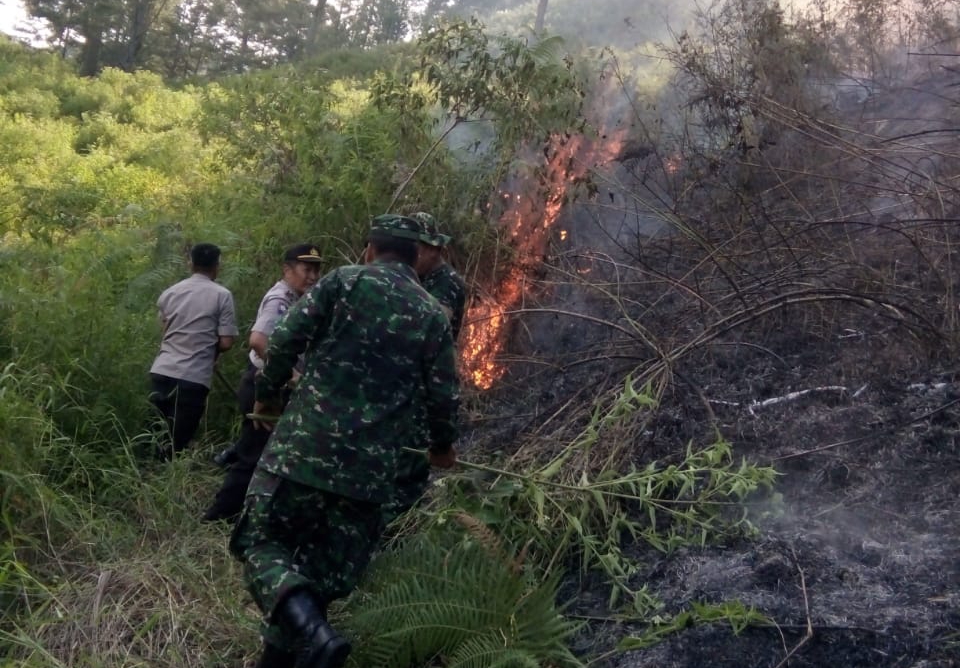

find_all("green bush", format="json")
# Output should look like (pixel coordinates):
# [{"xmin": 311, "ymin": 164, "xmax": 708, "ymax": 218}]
[{"xmin": 3, "ymin": 87, "xmax": 61, "ymax": 118}]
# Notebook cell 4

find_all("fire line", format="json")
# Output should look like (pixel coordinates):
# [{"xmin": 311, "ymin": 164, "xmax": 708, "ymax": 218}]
[{"xmin": 460, "ymin": 129, "xmax": 625, "ymax": 389}]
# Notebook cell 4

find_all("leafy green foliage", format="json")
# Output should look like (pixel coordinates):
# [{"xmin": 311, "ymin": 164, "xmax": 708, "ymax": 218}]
[
  {"xmin": 340, "ymin": 530, "xmax": 581, "ymax": 667},
  {"xmin": 0, "ymin": 33, "xmax": 500, "ymax": 439},
  {"xmin": 407, "ymin": 375, "xmax": 778, "ymax": 621},
  {"xmin": 418, "ymin": 19, "xmax": 584, "ymax": 150},
  {"xmin": 0, "ymin": 16, "xmax": 785, "ymax": 665},
  {"xmin": 0, "ymin": 25, "xmax": 594, "ymax": 667},
  {"xmin": 617, "ymin": 600, "xmax": 771, "ymax": 650},
  {"xmin": 18, "ymin": 0, "xmax": 423, "ymax": 77}
]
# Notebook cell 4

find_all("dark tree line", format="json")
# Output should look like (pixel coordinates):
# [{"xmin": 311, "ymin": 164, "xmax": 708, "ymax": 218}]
[{"xmin": 24, "ymin": 0, "xmax": 534, "ymax": 77}]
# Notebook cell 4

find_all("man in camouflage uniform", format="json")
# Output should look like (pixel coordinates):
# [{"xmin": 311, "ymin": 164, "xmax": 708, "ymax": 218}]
[
  {"xmin": 411, "ymin": 211, "xmax": 467, "ymax": 340},
  {"xmin": 381, "ymin": 211, "xmax": 468, "ymax": 526},
  {"xmin": 202, "ymin": 244, "xmax": 323, "ymax": 522},
  {"xmin": 229, "ymin": 215, "xmax": 459, "ymax": 668}
]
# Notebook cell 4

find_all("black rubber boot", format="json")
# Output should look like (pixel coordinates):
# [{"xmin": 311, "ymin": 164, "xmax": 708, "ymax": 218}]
[
  {"xmin": 214, "ymin": 445, "xmax": 239, "ymax": 468},
  {"xmin": 255, "ymin": 642, "xmax": 296, "ymax": 668},
  {"xmin": 200, "ymin": 503, "xmax": 239, "ymax": 523},
  {"xmin": 277, "ymin": 590, "xmax": 351, "ymax": 668}
]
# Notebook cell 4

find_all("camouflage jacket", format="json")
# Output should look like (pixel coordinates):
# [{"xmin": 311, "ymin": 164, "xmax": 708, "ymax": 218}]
[
  {"xmin": 255, "ymin": 260, "xmax": 460, "ymax": 503},
  {"xmin": 421, "ymin": 262, "xmax": 467, "ymax": 340}
]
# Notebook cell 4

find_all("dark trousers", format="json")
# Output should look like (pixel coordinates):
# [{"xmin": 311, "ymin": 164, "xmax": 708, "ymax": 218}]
[
  {"xmin": 230, "ymin": 471, "xmax": 381, "ymax": 649},
  {"xmin": 148, "ymin": 373, "xmax": 209, "ymax": 455},
  {"xmin": 205, "ymin": 364, "xmax": 288, "ymax": 520},
  {"xmin": 381, "ymin": 449, "xmax": 431, "ymax": 526}
]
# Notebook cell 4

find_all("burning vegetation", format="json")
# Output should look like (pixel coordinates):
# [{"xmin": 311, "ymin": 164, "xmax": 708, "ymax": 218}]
[
  {"xmin": 460, "ymin": 129, "xmax": 626, "ymax": 388},
  {"xmin": 448, "ymin": 2, "xmax": 960, "ymax": 666}
]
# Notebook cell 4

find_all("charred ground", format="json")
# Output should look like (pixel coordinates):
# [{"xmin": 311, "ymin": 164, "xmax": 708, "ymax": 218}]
[
  {"xmin": 604, "ymin": 333, "xmax": 959, "ymax": 667},
  {"xmin": 457, "ymin": 61, "xmax": 960, "ymax": 667}
]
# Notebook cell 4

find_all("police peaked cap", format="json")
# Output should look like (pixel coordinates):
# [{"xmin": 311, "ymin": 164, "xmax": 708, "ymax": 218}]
[{"xmin": 284, "ymin": 244, "xmax": 323, "ymax": 263}]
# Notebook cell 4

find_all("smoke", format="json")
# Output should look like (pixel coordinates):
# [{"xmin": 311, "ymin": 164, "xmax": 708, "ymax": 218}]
[{"xmin": 461, "ymin": 0, "xmax": 697, "ymax": 50}]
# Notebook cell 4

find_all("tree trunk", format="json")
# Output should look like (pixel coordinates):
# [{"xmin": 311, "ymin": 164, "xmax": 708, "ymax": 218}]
[
  {"xmin": 122, "ymin": 0, "xmax": 152, "ymax": 71},
  {"xmin": 79, "ymin": 27, "xmax": 103, "ymax": 76},
  {"xmin": 534, "ymin": 0, "xmax": 548, "ymax": 32},
  {"xmin": 306, "ymin": 0, "xmax": 327, "ymax": 55}
]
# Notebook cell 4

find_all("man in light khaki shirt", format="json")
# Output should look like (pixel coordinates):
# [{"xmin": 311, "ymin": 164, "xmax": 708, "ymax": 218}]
[
  {"xmin": 203, "ymin": 244, "xmax": 322, "ymax": 521},
  {"xmin": 149, "ymin": 243, "xmax": 238, "ymax": 460}
]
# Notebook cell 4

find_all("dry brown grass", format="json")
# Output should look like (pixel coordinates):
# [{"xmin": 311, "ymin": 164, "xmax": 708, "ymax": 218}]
[{"xmin": 3, "ymin": 454, "xmax": 261, "ymax": 668}]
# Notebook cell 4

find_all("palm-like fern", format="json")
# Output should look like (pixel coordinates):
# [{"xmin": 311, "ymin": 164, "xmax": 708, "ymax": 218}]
[{"xmin": 338, "ymin": 531, "xmax": 581, "ymax": 668}]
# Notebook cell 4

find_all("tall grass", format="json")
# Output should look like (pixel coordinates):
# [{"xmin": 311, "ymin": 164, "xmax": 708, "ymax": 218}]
[
  {"xmin": 0, "ymin": 28, "xmax": 573, "ymax": 667},
  {"xmin": 0, "ymin": 353, "xmax": 262, "ymax": 665}
]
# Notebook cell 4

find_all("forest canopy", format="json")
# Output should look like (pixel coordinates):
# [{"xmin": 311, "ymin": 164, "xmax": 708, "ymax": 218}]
[{"xmin": 7, "ymin": 0, "xmax": 686, "ymax": 76}]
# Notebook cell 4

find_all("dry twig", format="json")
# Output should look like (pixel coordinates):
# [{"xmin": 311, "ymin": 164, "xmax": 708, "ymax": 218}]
[{"xmin": 771, "ymin": 550, "xmax": 814, "ymax": 668}]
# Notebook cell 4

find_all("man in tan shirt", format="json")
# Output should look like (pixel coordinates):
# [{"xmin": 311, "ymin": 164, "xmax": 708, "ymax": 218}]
[
  {"xmin": 203, "ymin": 244, "xmax": 322, "ymax": 521},
  {"xmin": 149, "ymin": 243, "xmax": 238, "ymax": 460}
]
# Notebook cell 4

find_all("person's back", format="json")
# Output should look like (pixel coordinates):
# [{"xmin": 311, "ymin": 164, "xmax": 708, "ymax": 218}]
[
  {"xmin": 257, "ymin": 259, "xmax": 458, "ymax": 502},
  {"xmin": 421, "ymin": 262, "xmax": 466, "ymax": 339},
  {"xmin": 203, "ymin": 244, "xmax": 323, "ymax": 522},
  {"xmin": 150, "ymin": 274, "xmax": 236, "ymax": 386},
  {"xmin": 412, "ymin": 212, "xmax": 466, "ymax": 341},
  {"xmin": 232, "ymin": 215, "xmax": 458, "ymax": 668},
  {"xmin": 148, "ymin": 243, "xmax": 237, "ymax": 459},
  {"xmin": 382, "ymin": 212, "xmax": 468, "ymax": 525}
]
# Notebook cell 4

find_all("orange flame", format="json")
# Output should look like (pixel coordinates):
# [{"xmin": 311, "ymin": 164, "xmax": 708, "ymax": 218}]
[
  {"xmin": 664, "ymin": 153, "xmax": 682, "ymax": 175},
  {"xmin": 461, "ymin": 129, "xmax": 626, "ymax": 389}
]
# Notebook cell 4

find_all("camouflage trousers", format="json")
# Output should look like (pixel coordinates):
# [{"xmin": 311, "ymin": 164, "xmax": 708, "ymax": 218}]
[
  {"xmin": 380, "ymin": 449, "xmax": 430, "ymax": 527},
  {"xmin": 229, "ymin": 470, "xmax": 382, "ymax": 648}
]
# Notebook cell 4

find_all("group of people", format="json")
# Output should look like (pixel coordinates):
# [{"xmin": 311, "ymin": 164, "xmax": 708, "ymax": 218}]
[{"xmin": 147, "ymin": 213, "xmax": 467, "ymax": 668}]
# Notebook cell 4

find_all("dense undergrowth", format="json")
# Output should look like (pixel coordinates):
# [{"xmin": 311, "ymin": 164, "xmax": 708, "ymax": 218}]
[{"xmin": 0, "ymin": 29, "xmax": 487, "ymax": 666}]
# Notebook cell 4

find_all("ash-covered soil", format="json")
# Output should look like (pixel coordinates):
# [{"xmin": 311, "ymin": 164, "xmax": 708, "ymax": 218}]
[
  {"xmin": 464, "ymin": 306, "xmax": 960, "ymax": 668},
  {"xmin": 457, "ymin": 64, "xmax": 960, "ymax": 667},
  {"xmin": 605, "ymin": 368, "xmax": 960, "ymax": 667},
  {"xmin": 507, "ymin": 334, "xmax": 960, "ymax": 667}
]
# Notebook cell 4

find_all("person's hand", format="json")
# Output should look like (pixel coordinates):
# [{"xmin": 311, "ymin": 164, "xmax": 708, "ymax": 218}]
[
  {"xmin": 286, "ymin": 369, "xmax": 302, "ymax": 389},
  {"xmin": 429, "ymin": 445, "xmax": 457, "ymax": 469},
  {"xmin": 251, "ymin": 400, "xmax": 281, "ymax": 431}
]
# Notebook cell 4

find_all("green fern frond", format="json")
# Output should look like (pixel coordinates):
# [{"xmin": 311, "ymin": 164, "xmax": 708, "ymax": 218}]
[
  {"xmin": 447, "ymin": 634, "xmax": 541, "ymax": 668},
  {"xmin": 340, "ymin": 532, "xmax": 581, "ymax": 668},
  {"xmin": 527, "ymin": 35, "xmax": 567, "ymax": 66}
]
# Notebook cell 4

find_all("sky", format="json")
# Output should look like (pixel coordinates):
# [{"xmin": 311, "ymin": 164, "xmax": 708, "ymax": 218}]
[
  {"xmin": 0, "ymin": 0, "xmax": 49, "ymax": 44},
  {"xmin": 0, "ymin": 0, "xmax": 29, "ymax": 33}
]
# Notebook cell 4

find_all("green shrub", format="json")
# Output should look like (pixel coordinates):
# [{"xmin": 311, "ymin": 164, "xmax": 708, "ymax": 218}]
[
  {"xmin": 3, "ymin": 87, "xmax": 61, "ymax": 118},
  {"xmin": 341, "ymin": 530, "xmax": 581, "ymax": 667}
]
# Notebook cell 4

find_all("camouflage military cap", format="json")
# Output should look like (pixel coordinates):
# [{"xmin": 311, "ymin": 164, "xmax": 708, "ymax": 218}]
[
  {"xmin": 409, "ymin": 212, "xmax": 435, "ymax": 227},
  {"xmin": 411, "ymin": 212, "xmax": 452, "ymax": 247},
  {"xmin": 369, "ymin": 214, "xmax": 423, "ymax": 241}
]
